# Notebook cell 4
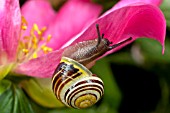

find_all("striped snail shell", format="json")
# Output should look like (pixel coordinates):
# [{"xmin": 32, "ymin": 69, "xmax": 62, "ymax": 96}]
[
  {"xmin": 52, "ymin": 57, "xmax": 104, "ymax": 109},
  {"xmin": 52, "ymin": 24, "xmax": 132, "ymax": 109}
]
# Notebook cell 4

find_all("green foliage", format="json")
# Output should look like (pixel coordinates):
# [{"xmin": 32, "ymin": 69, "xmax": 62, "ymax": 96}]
[
  {"xmin": 0, "ymin": 80, "xmax": 35, "ymax": 113},
  {"xmin": 160, "ymin": 0, "xmax": 170, "ymax": 27},
  {"xmin": 0, "ymin": 79, "xmax": 11, "ymax": 95}
]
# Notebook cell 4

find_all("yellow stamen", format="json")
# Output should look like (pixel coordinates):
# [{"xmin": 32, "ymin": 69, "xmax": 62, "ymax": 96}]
[
  {"xmin": 17, "ymin": 16, "xmax": 53, "ymax": 62},
  {"xmin": 47, "ymin": 35, "xmax": 52, "ymax": 42},
  {"xmin": 33, "ymin": 24, "xmax": 41, "ymax": 35},
  {"xmin": 22, "ymin": 49, "xmax": 29, "ymax": 54},
  {"xmin": 33, "ymin": 53, "xmax": 38, "ymax": 58},
  {"xmin": 41, "ymin": 27, "xmax": 47, "ymax": 32},
  {"xmin": 22, "ymin": 25, "xmax": 27, "ymax": 30},
  {"xmin": 21, "ymin": 16, "xmax": 28, "ymax": 25},
  {"xmin": 41, "ymin": 45, "xmax": 53, "ymax": 54}
]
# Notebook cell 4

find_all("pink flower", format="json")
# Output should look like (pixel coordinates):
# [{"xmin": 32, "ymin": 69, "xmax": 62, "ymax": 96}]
[
  {"xmin": 0, "ymin": 0, "xmax": 166, "ymax": 79},
  {"xmin": 0, "ymin": 0, "xmax": 101, "ymax": 80},
  {"xmin": 0, "ymin": 0, "xmax": 21, "ymax": 80}
]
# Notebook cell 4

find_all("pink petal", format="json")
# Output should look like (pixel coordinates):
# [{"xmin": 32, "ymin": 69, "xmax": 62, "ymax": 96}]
[
  {"xmin": 71, "ymin": 4, "xmax": 166, "ymax": 55},
  {"xmin": 14, "ymin": 50, "xmax": 63, "ymax": 78},
  {"xmin": 0, "ymin": 0, "xmax": 21, "ymax": 61},
  {"xmin": 14, "ymin": 4, "xmax": 166, "ymax": 78},
  {"xmin": 103, "ymin": 0, "xmax": 163, "ymax": 16},
  {"xmin": 113, "ymin": 0, "xmax": 163, "ymax": 11},
  {"xmin": 21, "ymin": 0, "xmax": 56, "ymax": 36},
  {"xmin": 45, "ymin": 0, "xmax": 102, "ymax": 50}
]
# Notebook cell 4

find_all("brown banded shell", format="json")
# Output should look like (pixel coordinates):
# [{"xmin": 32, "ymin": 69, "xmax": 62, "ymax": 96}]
[{"xmin": 52, "ymin": 57, "xmax": 104, "ymax": 109}]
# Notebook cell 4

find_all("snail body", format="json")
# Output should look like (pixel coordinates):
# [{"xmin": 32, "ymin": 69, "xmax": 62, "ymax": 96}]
[{"xmin": 52, "ymin": 24, "xmax": 132, "ymax": 109}]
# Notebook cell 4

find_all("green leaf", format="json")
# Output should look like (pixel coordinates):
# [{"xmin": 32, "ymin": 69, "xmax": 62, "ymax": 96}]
[
  {"xmin": 136, "ymin": 38, "xmax": 170, "ymax": 64},
  {"xmin": 0, "ymin": 79, "xmax": 12, "ymax": 95},
  {"xmin": 0, "ymin": 85, "xmax": 13, "ymax": 113},
  {"xmin": 160, "ymin": 0, "xmax": 170, "ymax": 27},
  {"xmin": 15, "ymin": 86, "xmax": 35, "ymax": 113},
  {"xmin": 0, "ymin": 82, "xmax": 35, "ymax": 113}
]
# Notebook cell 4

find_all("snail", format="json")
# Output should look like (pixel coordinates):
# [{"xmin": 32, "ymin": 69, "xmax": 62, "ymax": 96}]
[{"xmin": 52, "ymin": 24, "xmax": 132, "ymax": 109}]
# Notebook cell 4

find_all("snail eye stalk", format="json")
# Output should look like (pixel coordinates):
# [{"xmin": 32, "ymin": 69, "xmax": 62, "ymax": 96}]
[
  {"xmin": 96, "ymin": 24, "xmax": 102, "ymax": 48},
  {"xmin": 108, "ymin": 37, "xmax": 132, "ymax": 50},
  {"xmin": 95, "ymin": 24, "xmax": 132, "ymax": 50}
]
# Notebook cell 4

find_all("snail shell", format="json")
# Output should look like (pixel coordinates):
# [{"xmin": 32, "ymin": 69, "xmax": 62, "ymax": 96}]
[
  {"xmin": 52, "ymin": 24, "xmax": 132, "ymax": 109},
  {"xmin": 52, "ymin": 57, "xmax": 104, "ymax": 109}
]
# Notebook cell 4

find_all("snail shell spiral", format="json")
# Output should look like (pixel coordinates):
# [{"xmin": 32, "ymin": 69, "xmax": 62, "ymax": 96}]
[{"xmin": 52, "ymin": 57, "xmax": 104, "ymax": 109}]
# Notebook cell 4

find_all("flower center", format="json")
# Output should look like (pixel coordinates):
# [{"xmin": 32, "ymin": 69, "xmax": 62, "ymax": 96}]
[{"xmin": 17, "ymin": 16, "xmax": 53, "ymax": 62}]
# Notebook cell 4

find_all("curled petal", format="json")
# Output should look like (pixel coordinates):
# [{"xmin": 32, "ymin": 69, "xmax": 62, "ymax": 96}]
[
  {"xmin": 45, "ymin": 0, "xmax": 102, "ymax": 50},
  {"xmin": 114, "ymin": 0, "xmax": 163, "ymax": 9},
  {"xmin": 103, "ymin": 0, "xmax": 163, "ymax": 16},
  {"xmin": 21, "ymin": 0, "xmax": 56, "ymax": 36},
  {"xmin": 0, "ymin": 0, "xmax": 21, "ymax": 61},
  {"xmin": 14, "ymin": 50, "xmax": 63, "ymax": 77},
  {"xmin": 70, "ymin": 4, "xmax": 166, "ymax": 55}
]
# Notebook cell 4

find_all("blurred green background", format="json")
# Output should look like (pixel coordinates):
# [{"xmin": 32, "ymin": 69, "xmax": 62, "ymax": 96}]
[{"xmin": 0, "ymin": 0, "xmax": 170, "ymax": 113}]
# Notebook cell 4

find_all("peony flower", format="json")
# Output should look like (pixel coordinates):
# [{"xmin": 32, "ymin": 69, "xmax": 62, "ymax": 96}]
[{"xmin": 14, "ymin": 0, "xmax": 166, "ymax": 78}]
